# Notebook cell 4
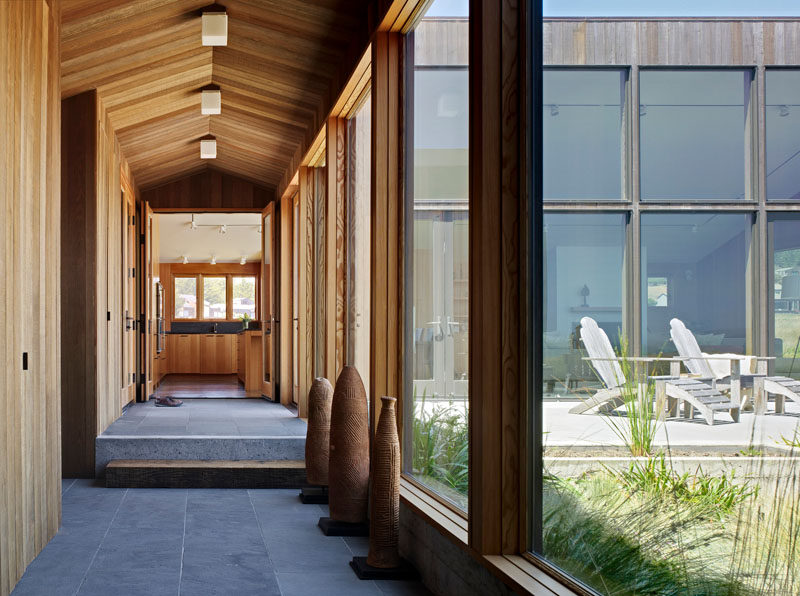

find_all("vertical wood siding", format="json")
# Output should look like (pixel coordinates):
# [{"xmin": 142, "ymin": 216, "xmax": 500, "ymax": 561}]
[{"xmin": 0, "ymin": 1, "xmax": 62, "ymax": 594}]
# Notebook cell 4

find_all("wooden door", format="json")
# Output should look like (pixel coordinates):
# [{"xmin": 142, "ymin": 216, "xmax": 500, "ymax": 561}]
[
  {"xmin": 261, "ymin": 201, "xmax": 276, "ymax": 398},
  {"xmin": 122, "ymin": 189, "xmax": 137, "ymax": 405}
]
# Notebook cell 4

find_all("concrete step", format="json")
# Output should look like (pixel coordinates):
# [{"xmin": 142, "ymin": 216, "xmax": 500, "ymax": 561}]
[
  {"xmin": 95, "ymin": 435, "xmax": 306, "ymax": 477},
  {"xmin": 105, "ymin": 459, "xmax": 307, "ymax": 489}
]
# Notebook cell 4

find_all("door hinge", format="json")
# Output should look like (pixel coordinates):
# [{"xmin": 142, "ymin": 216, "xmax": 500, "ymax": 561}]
[
  {"xmin": 140, "ymin": 233, "xmax": 145, "ymax": 245},
  {"xmin": 139, "ymin": 314, "xmax": 146, "ymax": 331},
  {"xmin": 132, "ymin": 215, "xmax": 136, "ymax": 226},
  {"xmin": 131, "ymin": 267, "xmax": 136, "ymax": 278}
]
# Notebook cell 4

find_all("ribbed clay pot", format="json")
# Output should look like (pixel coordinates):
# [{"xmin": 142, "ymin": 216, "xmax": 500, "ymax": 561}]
[
  {"xmin": 328, "ymin": 366, "xmax": 370, "ymax": 523},
  {"xmin": 367, "ymin": 396, "xmax": 401, "ymax": 568},
  {"xmin": 305, "ymin": 377, "xmax": 333, "ymax": 486}
]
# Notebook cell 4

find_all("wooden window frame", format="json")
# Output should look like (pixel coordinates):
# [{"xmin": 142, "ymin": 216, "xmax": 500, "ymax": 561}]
[{"xmin": 171, "ymin": 272, "xmax": 259, "ymax": 322}]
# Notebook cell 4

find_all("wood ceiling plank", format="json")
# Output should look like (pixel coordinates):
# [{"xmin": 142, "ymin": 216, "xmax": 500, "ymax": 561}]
[{"xmin": 62, "ymin": 0, "xmax": 371, "ymax": 188}]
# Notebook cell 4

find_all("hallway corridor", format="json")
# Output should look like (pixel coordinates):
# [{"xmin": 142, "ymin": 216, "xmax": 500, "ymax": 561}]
[{"xmin": 10, "ymin": 481, "xmax": 429, "ymax": 596}]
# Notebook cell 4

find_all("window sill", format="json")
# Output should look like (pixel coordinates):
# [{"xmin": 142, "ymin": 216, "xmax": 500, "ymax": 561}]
[{"xmin": 399, "ymin": 479, "xmax": 583, "ymax": 596}]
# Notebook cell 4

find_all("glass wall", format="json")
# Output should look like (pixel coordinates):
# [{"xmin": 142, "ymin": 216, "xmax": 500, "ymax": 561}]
[
  {"xmin": 543, "ymin": 213, "xmax": 626, "ymax": 397},
  {"xmin": 641, "ymin": 213, "xmax": 751, "ymax": 355},
  {"xmin": 771, "ymin": 214, "xmax": 800, "ymax": 378},
  {"xmin": 639, "ymin": 70, "xmax": 752, "ymax": 201},
  {"xmin": 766, "ymin": 70, "xmax": 800, "ymax": 200},
  {"xmin": 347, "ymin": 92, "xmax": 371, "ymax": 397},
  {"xmin": 405, "ymin": 0, "xmax": 469, "ymax": 509},
  {"xmin": 543, "ymin": 69, "xmax": 626, "ymax": 200},
  {"xmin": 535, "ymin": 15, "xmax": 800, "ymax": 595}
]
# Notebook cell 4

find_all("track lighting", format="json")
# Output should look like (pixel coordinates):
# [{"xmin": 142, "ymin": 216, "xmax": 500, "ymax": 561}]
[
  {"xmin": 219, "ymin": 224, "xmax": 227, "ymax": 234},
  {"xmin": 240, "ymin": 256, "xmax": 246, "ymax": 265},
  {"xmin": 190, "ymin": 215, "xmax": 197, "ymax": 230},
  {"xmin": 210, "ymin": 255, "xmax": 217, "ymax": 265},
  {"xmin": 182, "ymin": 256, "xmax": 189, "ymax": 264}
]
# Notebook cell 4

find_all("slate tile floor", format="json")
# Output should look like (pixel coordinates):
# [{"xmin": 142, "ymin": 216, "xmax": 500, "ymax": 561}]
[
  {"xmin": 102, "ymin": 399, "xmax": 307, "ymax": 438},
  {"xmin": 11, "ymin": 480, "xmax": 431, "ymax": 596}
]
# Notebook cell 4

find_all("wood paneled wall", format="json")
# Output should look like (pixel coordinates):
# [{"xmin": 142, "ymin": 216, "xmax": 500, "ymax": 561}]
[
  {"xmin": 141, "ymin": 169, "xmax": 273, "ymax": 210},
  {"xmin": 61, "ymin": 90, "xmax": 138, "ymax": 478},
  {"xmin": 0, "ymin": 1, "xmax": 62, "ymax": 594}
]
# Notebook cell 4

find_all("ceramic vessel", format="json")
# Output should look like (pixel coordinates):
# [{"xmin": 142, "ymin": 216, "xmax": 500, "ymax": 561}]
[
  {"xmin": 305, "ymin": 377, "xmax": 333, "ymax": 486},
  {"xmin": 328, "ymin": 366, "xmax": 370, "ymax": 523},
  {"xmin": 367, "ymin": 396, "xmax": 401, "ymax": 568}
]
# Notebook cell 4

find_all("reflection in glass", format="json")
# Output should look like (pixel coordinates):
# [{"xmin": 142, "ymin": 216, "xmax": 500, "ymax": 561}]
[
  {"xmin": 543, "ymin": 69, "xmax": 625, "ymax": 200},
  {"xmin": 543, "ymin": 213, "xmax": 625, "ymax": 398},
  {"xmin": 407, "ymin": 0, "xmax": 468, "ymax": 510},
  {"xmin": 771, "ymin": 215, "xmax": 800, "ymax": 378},
  {"xmin": 766, "ymin": 70, "xmax": 800, "ymax": 200},
  {"xmin": 174, "ymin": 277, "xmax": 197, "ymax": 319},
  {"xmin": 232, "ymin": 276, "xmax": 256, "ymax": 320},
  {"xmin": 347, "ymin": 92, "xmax": 371, "ymax": 398},
  {"xmin": 203, "ymin": 276, "xmax": 227, "ymax": 319},
  {"xmin": 641, "ymin": 213, "xmax": 750, "ymax": 354},
  {"xmin": 640, "ymin": 70, "xmax": 751, "ymax": 200}
]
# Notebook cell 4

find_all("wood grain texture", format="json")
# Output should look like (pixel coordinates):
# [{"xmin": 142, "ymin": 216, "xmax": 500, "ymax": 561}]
[
  {"xmin": 141, "ymin": 169, "xmax": 271, "ymax": 210},
  {"xmin": 327, "ymin": 117, "xmax": 348, "ymax": 381},
  {"xmin": 297, "ymin": 167, "xmax": 314, "ymax": 418},
  {"xmin": 544, "ymin": 18, "xmax": 800, "ymax": 66},
  {"xmin": 370, "ymin": 32, "xmax": 403, "ymax": 434},
  {"xmin": 62, "ymin": 0, "xmax": 372, "ymax": 190},
  {"xmin": 0, "ymin": 2, "xmax": 62, "ymax": 594},
  {"xmin": 61, "ymin": 89, "xmax": 139, "ymax": 477},
  {"xmin": 279, "ymin": 191, "xmax": 294, "ymax": 407},
  {"xmin": 469, "ymin": 0, "xmax": 527, "ymax": 556}
]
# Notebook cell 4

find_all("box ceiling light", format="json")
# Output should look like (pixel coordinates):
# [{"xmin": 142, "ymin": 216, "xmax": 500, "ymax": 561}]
[
  {"xmin": 201, "ymin": 89, "xmax": 221, "ymax": 115},
  {"xmin": 200, "ymin": 137, "xmax": 217, "ymax": 159},
  {"xmin": 202, "ymin": 6, "xmax": 228, "ymax": 46}
]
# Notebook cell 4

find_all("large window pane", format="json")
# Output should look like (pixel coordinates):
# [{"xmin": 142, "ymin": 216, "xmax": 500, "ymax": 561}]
[
  {"xmin": 772, "ymin": 215, "xmax": 800, "ymax": 378},
  {"xmin": 203, "ymin": 276, "xmax": 227, "ymax": 319},
  {"xmin": 766, "ymin": 70, "xmax": 800, "ymax": 200},
  {"xmin": 640, "ymin": 70, "xmax": 751, "ymax": 201},
  {"xmin": 543, "ymin": 213, "xmax": 625, "ymax": 398},
  {"xmin": 174, "ymin": 277, "xmax": 197, "ymax": 319},
  {"xmin": 641, "ymin": 213, "xmax": 750, "ymax": 355},
  {"xmin": 406, "ymin": 0, "xmax": 468, "ymax": 510},
  {"xmin": 543, "ymin": 69, "xmax": 625, "ymax": 200},
  {"xmin": 232, "ymin": 276, "xmax": 256, "ymax": 320}
]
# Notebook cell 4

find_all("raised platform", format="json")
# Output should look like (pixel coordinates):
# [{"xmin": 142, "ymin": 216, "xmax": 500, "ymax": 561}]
[
  {"xmin": 105, "ymin": 459, "xmax": 307, "ymax": 488},
  {"xmin": 95, "ymin": 399, "xmax": 306, "ymax": 477}
]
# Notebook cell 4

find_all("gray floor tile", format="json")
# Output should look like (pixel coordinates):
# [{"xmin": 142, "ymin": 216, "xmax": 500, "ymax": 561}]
[{"xmin": 275, "ymin": 572, "xmax": 382, "ymax": 595}]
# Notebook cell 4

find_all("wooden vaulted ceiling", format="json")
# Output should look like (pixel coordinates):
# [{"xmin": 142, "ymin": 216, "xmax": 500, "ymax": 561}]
[{"xmin": 61, "ymin": 0, "xmax": 370, "ymax": 192}]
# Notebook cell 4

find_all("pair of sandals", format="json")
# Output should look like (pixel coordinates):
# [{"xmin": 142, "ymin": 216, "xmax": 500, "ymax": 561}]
[{"xmin": 154, "ymin": 396, "xmax": 183, "ymax": 407}]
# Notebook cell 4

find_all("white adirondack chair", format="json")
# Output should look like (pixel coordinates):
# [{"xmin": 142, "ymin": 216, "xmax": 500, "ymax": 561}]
[
  {"xmin": 571, "ymin": 317, "xmax": 739, "ymax": 425},
  {"xmin": 670, "ymin": 318, "xmax": 800, "ymax": 415}
]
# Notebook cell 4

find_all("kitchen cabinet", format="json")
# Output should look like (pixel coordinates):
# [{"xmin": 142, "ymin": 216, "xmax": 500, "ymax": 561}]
[
  {"xmin": 200, "ymin": 334, "xmax": 236, "ymax": 374},
  {"xmin": 164, "ymin": 333, "xmax": 237, "ymax": 374},
  {"xmin": 168, "ymin": 334, "xmax": 200, "ymax": 373}
]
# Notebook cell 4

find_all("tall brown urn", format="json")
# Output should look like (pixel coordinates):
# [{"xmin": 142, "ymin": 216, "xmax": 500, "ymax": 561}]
[
  {"xmin": 367, "ymin": 396, "xmax": 401, "ymax": 568},
  {"xmin": 305, "ymin": 377, "xmax": 333, "ymax": 486},
  {"xmin": 328, "ymin": 366, "xmax": 370, "ymax": 523}
]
